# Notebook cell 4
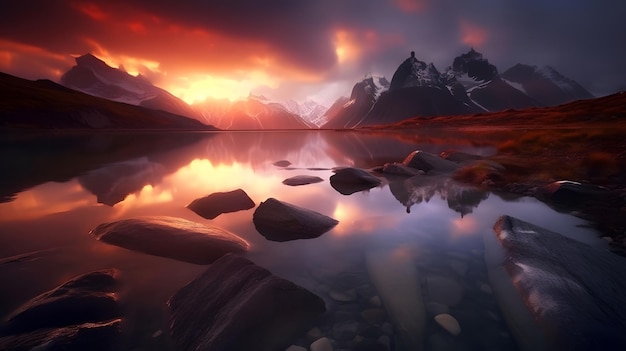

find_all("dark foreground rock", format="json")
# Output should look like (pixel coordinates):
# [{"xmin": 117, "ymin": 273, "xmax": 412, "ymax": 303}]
[
  {"xmin": 489, "ymin": 215, "xmax": 626, "ymax": 351},
  {"xmin": 283, "ymin": 175, "xmax": 324, "ymax": 186},
  {"xmin": 330, "ymin": 167, "xmax": 382, "ymax": 195},
  {"xmin": 539, "ymin": 180, "xmax": 611, "ymax": 207},
  {"xmin": 0, "ymin": 319, "xmax": 122, "ymax": 351},
  {"xmin": 90, "ymin": 216, "xmax": 249, "ymax": 264},
  {"xmin": 402, "ymin": 150, "xmax": 460, "ymax": 175},
  {"xmin": 2, "ymin": 269, "xmax": 120, "ymax": 335},
  {"xmin": 440, "ymin": 151, "xmax": 484, "ymax": 163},
  {"xmin": 168, "ymin": 254, "xmax": 326, "ymax": 351},
  {"xmin": 187, "ymin": 189, "xmax": 255, "ymax": 219},
  {"xmin": 253, "ymin": 198, "xmax": 338, "ymax": 241},
  {"xmin": 273, "ymin": 160, "xmax": 292, "ymax": 167}
]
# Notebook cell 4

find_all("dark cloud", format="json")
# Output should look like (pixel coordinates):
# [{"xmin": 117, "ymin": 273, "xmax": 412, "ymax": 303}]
[{"xmin": 1, "ymin": 0, "xmax": 624, "ymax": 100}]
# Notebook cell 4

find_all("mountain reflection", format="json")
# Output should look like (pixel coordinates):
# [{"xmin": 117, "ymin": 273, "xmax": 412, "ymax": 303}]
[{"xmin": 389, "ymin": 176, "xmax": 489, "ymax": 217}]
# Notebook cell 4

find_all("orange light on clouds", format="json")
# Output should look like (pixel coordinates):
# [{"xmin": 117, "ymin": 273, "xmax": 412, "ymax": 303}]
[
  {"xmin": 334, "ymin": 30, "xmax": 362, "ymax": 64},
  {"xmin": 450, "ymin": 215, "xmax": 478, "ymax": 238},
  {"xmin": 460, "ymin": 20, "xmax": 488, "ymax": 47},
  {"xmin": 393, "ymin": 0, "xmax": 428, "ymax": 13},
  {"xmin": 75, "ymin": 2, "xmax": 109, "ymax": 21}
]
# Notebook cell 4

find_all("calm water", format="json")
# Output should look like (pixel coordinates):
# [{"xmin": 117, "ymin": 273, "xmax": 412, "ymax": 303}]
[{"xmin": 0, "ymin": 131, "xmax": 605, "ymax": 350}]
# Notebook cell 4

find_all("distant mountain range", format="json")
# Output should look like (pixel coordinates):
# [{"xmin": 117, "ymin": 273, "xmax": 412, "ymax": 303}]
[
  {"xmin": 0, "ymin": 72, "xmax": 214, "ymax": 130},
  {"xmin": 322, "ymin": 49, "xmax": 594, "ymax": 128}
]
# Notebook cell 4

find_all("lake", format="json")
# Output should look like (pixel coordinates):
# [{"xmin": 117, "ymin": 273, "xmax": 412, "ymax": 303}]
[{"xmin": 0, "ymin": 130, "xmax": 607, "ymax": 350}]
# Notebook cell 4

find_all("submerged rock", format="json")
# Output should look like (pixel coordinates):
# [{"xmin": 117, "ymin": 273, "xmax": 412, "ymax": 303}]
[
  {"xmin": 90, "ymin": 216, "xmax": 249, "ymax": 264},
  {"xmin": 490, "ymin": 215, "xmax": 626, "ymax": 350},
  {"xmin": 330, "ymin": 167, "xmax": 382, "ymax": 195},
  {"xmin": 187, "ymin": 189, "xmax": 255, "ymax": 219},
  {"xmin": 539, "ymin": 180, "xmax": 610, "ymax": 207},
  {"xmin": 168, "ymin": 254, "xmax": 326, "ymax": 351},
  {"xmin": 2, "ymin": 270, "xmax": 120, "ymax": 335},
  {"xmin": 0, "ymin": 319, "xmax": 122, "ymax": 351},
  {"xmin": 434, "ymin": 314, "xmax": 461, "ymax": 336},
  {"xmin": 402, "ymin": 150, "xmax": 459, "ymax": 175},
  {"xmin": 283, "ymin": 175, "xmax": 324, "ymax": 186},
  {"xmin": 253, "ymin": 198, "xmax": 338, "ymax": 242}
]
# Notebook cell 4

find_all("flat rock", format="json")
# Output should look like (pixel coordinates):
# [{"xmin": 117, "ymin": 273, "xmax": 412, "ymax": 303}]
[
  {"xmin": 380, "ymin": 163, "xmax": 424, "ymax": 177},
  {"xmin": 310, "ymin": 337, "xmax": 334, "ymax": 351},
  {"xmin": 90, "ymin": 216, "xmax": 249, "ymax": 264},
  {"xmin": 330, "ymin": 168, "xmax": 382, "ymax": 195},
  {"xmin": 439, "ymin": 151, "xmax": 484, "ymax": 163},
  {"xmin": 2, "ymin": 269, "xmax": 120, "ymax": 335},
  {"xmin": 274, "ymin": 160, "xmax": 292, "ymax": 167},
  {"xmin": 253, "ymin": 198, "xmax": 338, "ymax": 242},
  {"xmin": 402, "ymin": 150, "xmax": 460, "ymax": 175},
  {"xmin": 491, "ymin": 215, "xmax": 626, "ymax": 350},
  {"xmin": 283, "ymin": 175, "xmax": 324, "ymax": 186},
  {"xmin": 187, "ymin": 189, "xmax": 255, "ymax": 219},
  {"xmin": 0, "ymin": 319, "xmax": 122, "ymax": 351},
  {"xmin": 434, "ymin": 314, "xmax": 461, "ymax": 336},
  {"xmin": 168, "ymin": 254, "xmax": 326, "ymax": 351},
  {"xmin": 539, "ymin": 180, "xmax": 610, "ymax": 207}
]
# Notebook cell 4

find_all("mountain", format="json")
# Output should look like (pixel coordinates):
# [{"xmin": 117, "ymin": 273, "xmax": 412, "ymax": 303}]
[
  {"xmin": 0, "ymin": 72, "xmax": 214, "ymax": 130},
  {"xmin": 321, "ymin": 76, "xmax": 389, "ymax": 129},
  {"xmin": 283, "ymin": 99, "xmax": 328, "ymax": 127},
  {"xmin": 444, "ymin": 49, "xmax": 539, "ymax": 111},
  {"xmin": 193, "ymin": 95, "xmax": 316, "ymax": 130},
  {"xmin": 501, "ymin": 64, "xmax": 594, "ymax": 106},
  {"xmin": 61, "ymin": 54, "xmax": 205, "ymax": 123}
]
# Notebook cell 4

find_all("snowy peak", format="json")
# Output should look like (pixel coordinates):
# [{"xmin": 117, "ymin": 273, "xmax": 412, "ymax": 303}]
[
  {"xmin": 282, "ymin": 99, "xmax": 328, "ymax": 126},
  {"xmin": 390, "ymin": 52, "xmax": 444, "ymax": 91},
  {"xmin": 447, "ymin": 48, "xmax": 499, "ymax": 88}
]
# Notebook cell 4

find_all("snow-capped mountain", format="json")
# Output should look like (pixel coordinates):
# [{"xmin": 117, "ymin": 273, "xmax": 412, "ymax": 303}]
[
  {"xmin": 390, "ymin": 52, "xmax": 446, "ymax": 91},
  {"xmin": 501, "ymin": 64, "xmax": 594, "ymax": 106},
  {"xmin": 322, "ymin": 76, "xmax": 389, "ymax": 129},
  {"xmin": 283, "ymin": 99, "xmax": 329, "ymax": 127},
  {"xmin": 61, "ymin": 54, "xmax": 205, "ymax": 123}
]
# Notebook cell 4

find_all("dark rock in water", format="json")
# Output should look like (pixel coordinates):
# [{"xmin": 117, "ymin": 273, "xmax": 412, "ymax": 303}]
[
  {"xmin": 330, "ymin": 167, "xmax": 382, "ymax": 195},
  {"xmin": 380, "ymin": 163, "xmax": 424, "ymax": 177},
  {"xmin": 187, "ymin": 189, "xmax": 255, "ymax": 219},
  {"xmin": 90, "ymin": 216, "xmax": 249, "ymax": 264},
  {"xmin": 2, "ymin": 270, "xmax": 120, "ymax": 334},
  {"xmin": 539, "ymin": 180, "xmax": 610, "ymax": 207},
  {"xmin": 273, "ymin": 160, "xmax": 292, "ymax": 167},
  {"xmin": 491, "ymin": 215, "xmax": 626, "ymax": 350},
  {"xmin": 440, "ymin": 151, "xmax": 484, "ymax": 163},
  {"xmin": 0, "ymin": 319, "xmax": 122, "ymax": 351},
  {"xmin": 168, "ymin": 254, "xmax": 326, "ymax": 351},
  {"xmin": 402, "ymin": 150, "xmax": 459, "ymax": 175},
  {"xmin": 282, "ymin": 175, "xmax": 324, "ymax": 186},
  {"xmin": 253, "ymin": 198, "xmax": 338, "ymax": 242}
]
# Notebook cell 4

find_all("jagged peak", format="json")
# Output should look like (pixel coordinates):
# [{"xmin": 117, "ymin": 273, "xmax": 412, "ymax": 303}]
[{"xmin": 75, "ymin": 53, "xmax": 108, "ymax": 67}]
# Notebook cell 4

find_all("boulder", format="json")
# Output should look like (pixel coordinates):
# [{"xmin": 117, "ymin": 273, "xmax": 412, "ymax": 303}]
[
  {"xmin": 253, "ymin": 198, "xmax": 338, "ymax": 242},
  {"xmin": 168, "ymin": 254, "xmax": 326, "ymax": 351},
  {"xmin": 539, "ymin": 180, "xmax": 610, "ymax": 207},
  {"xmin": 0, "ymin": 319, "xmax": 122, "ymax": 351},
  {"xmin": 283, "ymin": 175, "xmax": 324, "ymax": 186},
  {"xmin": 2, "ymin": 270, "xmax": 120, "ymax": 335},
  {"xmin": 380, "ymin": 163, "xmax": 425, "ymax": 177},
  {"xmin": 439, "ymin": 151, "xmax": 484, "ymax": 163},
  {"xmin": 490, "ymin": 215, "xmax": 626, "ymax": 350},
  {"xmin": 187, "ymin": 189, "xmax": 255, "ymax": 219},
  {"xmin": 90, "ymin": 216, "xmax": 249, "ymax": 264},
  {"xmin": 330, "ymin": 167, "xmax": 382, "ymax": 195},
  {"xmin": 402, "ymin": 150, "xmax": 459, "ymax": 175}
]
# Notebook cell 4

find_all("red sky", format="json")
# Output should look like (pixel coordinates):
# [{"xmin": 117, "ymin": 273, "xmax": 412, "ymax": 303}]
[{"xmin": 1, "ymin": 0, "xmax": 624, "ymax": 105}]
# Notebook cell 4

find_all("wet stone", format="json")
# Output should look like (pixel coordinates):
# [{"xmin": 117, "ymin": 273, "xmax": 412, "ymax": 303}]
[
  {"xmin": 329, "ymin": 289, "xmax": 357, "ymax": 302},
  {"xmin": 311, "ymin": 337, "xmax": 334, "ymax": 351},
  {"xmin": 274, "ymin": 160, "xmax": 292, "ymax": 167},
  {"xmin": 186, "ymin": 188, "xmax": 255, "ymax": 219},
  {"xmin": 333, "ymin": 321, "xmax": 359, "ymax": 340},
  {"xmin": 434, "ymin": 313, "xmax": 461, "ymax": 336},
  {"xmin": 286, "ymin": 345, "xmax": 308, "ymax": 351},
  {"xmin": 283, "ymin": 175, "xmax": 324, "ymax": 186}
]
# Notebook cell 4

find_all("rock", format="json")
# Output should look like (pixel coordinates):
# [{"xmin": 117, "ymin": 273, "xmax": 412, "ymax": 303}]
[
  {"xmin": 307, "ymin": 327, "xmax": 323, "ymax": 340},
  {"xmin": 332, "ymin": 321, "xmax": 359, "ymax": 340},
  {"xmin": 253, "ymin": 198, "xmax": 338, "ymax": 242},
  {"xmin": 90, "ymin": 216, "xmax": 248, "ymax": 264},
  {"xmin": 168, "ymin": 254, "xmax": 326, "ymax": 351},
  {"xmin": 425, "ymin": 276, "xmax": 464, "ymax": 307},
  {"xmin": 329, "ymin": 289, "xmax": 357, "ymax": 302},
  {"xmin": 360, "ymin": 308, "xmax": 386, "ymax": 324},
  {"xmin": 186, "ymin": 189, "xmax": 255, "ymax": 219},
  {"xmin": 311, "ymin": 337, "xmax": 334, "ymax": 351},
  {"xmin": 274, "ymin": 160, "xmax": 292, "ymax": 167},
  {"xmin": 434, "ymin": 314, "xmax": 461, "ymax": 336},
  {"xmin": 2, "ymin": 270, "xmax": 120, "ymax": 334},
  {"xmin": 366, "ymin": 250, "xmax": 425, "ymax": 351},
  {"xmin": 539, "ymin": 180, "xmax": 610, "ymax": 207},
  {"xmin": 286, "ymin": 345, "xmax": 308, "ymax": 351},
  {"xmin": 0, "ymin": 319, "xmax": 122, "ymax": 351},
  {"xmin": 283, "ymin": 175, "xmax": 324, "ymax": 186},
  {"xmin": 381, "ymin": 163, "xmax": 424, "ymax": 176},
  {"xmin": 330, "ymin": 168, "xmax": 382, "ymax": 195},
  {"xmin": 490, "ymin": 215, "xmax": 626, "ymax": 350},
  {"xmin": 402, "ymin": 150, "xmax": 460, "ymax": 174},
  {"xmin": 439, "ymin": 151, "xmax": 484, "ymax": 163},
  {"xmin": 353, "ymin": 338, "xmax": 389, "ymax": 351},
  {"xmin": 368, "ymin": 296, "xmax": 382, "ymax": 307}
]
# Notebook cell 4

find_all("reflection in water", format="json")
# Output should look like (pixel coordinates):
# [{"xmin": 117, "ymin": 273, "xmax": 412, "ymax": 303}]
[{"xmin": 0, "ymin": 131, "xmax": 605, "ymax": 350}]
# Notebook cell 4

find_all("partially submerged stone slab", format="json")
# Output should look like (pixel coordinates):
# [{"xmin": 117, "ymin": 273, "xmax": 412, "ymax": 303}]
[
  {"xmin": 168, "ymin": 254, "xmax": 326, "ymax": 351},
  {"xmin": 490, "ymin": 215, "xmax": 626, "ymax": 350},
  {"xmin": 2, "ymin": 270, "xmax": 120, "ymax": 335},
  {"xmin": 90, "ymin": 216, "xmax": 249, "ymax": 264},
  {"xmin": 282, "ymin": 175, "xmax": 324, "ymax": 186},
  {"xmin": 380, "ymin": 162, "xmax": 425, "ymax": 177},
  {"xmin": 330, "ymin": 167, "xmax": 382, "ymax": 195},
  {"xmin": 253, "ymin": 198, "xmax": 338, "ymax": 242},
  {"xmin": 402, "ymin": 150, "xmax": 460, "ymax": 175},
  {"xmin": 187, "ymin": 189, "xmax": 255, "ymax": 219},
  {"xmin": 539, "ymin": 180, "xmax": 611, "ymax": 208}
]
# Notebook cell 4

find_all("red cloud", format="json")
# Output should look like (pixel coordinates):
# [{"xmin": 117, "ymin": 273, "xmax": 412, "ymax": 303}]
[{"xmin": 460, "ymin": 20, "xmax": 488, "ymax": 47}]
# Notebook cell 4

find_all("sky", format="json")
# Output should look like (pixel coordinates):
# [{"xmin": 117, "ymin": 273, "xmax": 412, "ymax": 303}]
[{"xmin": 1, "ymin": 0, "xmax": 625, "ymax": 106}]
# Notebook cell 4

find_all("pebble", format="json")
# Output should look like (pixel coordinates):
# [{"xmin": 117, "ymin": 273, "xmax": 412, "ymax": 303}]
[
  {"xmin": 307, "ymin": 327, "xmax": 323, "ymax": 340},
  {"xmin": 329, "ymin": 289, "xmax": 357, "ymax": 302},
  {"xmin": 602, "ymin": 236, "xmax": 613, "ymax": 243},
  {"xmin": 152, "ymin": 330, "xmax": 162, "ymax": 338},
  {"xmin": 286, "ymin": 346, "xmax": 307, "ymax": 351},
  {"xmin": 368, "ymin": 295, "xmax": 382, "ymax": 307},
  {"xmin": 333, "ymin": 321, "xmax": 359, "ymax": 340},
  {"xmin": 311, "ymin": 337, "xmax": 334, "ymax": 351},
  {"xmin": 434, "ymin": 313, "xmax": 461, "ymax": 336}
]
